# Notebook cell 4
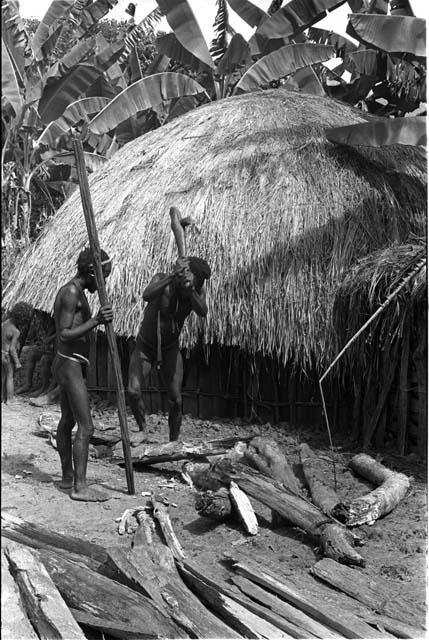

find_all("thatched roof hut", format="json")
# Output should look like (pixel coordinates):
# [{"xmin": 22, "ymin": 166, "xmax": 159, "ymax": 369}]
[{"xmin": 4, "ymin": 89, "xmax": 426, "ymax": 373}]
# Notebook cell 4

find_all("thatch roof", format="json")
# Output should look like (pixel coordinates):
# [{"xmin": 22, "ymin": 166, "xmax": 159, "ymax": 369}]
[{"xmin": 4, "ymin": 89, "xmax": 427, "ymax": 371}]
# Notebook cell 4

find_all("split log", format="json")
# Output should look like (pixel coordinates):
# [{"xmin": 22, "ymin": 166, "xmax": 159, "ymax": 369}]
[
  {"xmin": 1, "ymin": 511, "xmax": 107, "ymax": 566},
  {"xmin": 35, "ymin": 548, "xmax": 187, "ymax": 638},
  {"xmin": 311, "ymin": 558, "xmax": 426, "ymax": 629},
  {"xmin": 299, "ymin": 444, "xmax": 342, "ymax": 516},
  {"xmin": 230, "ymin": 558, "xmax": 390, "ymax": 639},
  {"xmin": 69, "ymin": 609, "xmax": 155, "ymax": 640},
  {"xmin": 1, "ymin": 551, "xmax": 39, "ymax": 640},
  {"xmin": 4, "ymin": 542, "xmax": 86, "ymax": 640},
  {"xmin": 362, "ymin": 613, "xmax": 426, "ymax": 639},
  {"xmin": 230, "ymin": 574, "xmax": 341, "ymax": 639},
  {"xmin": 229, "ymin": 481, "xmax": 258, "ymax": 535},
  {"xmin": 113, "ymin": 435, "xmax": 254, "ymax": 465},
  {"xmin": 207, "ymin": 460, "xmax": 365, "ymax": 566},
  {"xmin": 338, "ymin": 454, "xmax": 410, "ymax": 526},
  {"xmin": 244, "ymin": 437, "xmax": 303, "ymax": 494},
  {"xmin": 151, "ymin": 495, "xmax": 186, "ymax": 560},
  {"xmin": 125, "ymin": 509, "xmax": 241, "ymax": 639},
  {"xmin": 195, "ymin": 487, "xmax": 233, "ymax": 520},
  {"xmin": 178, "ymin": 560, "xmax": 294, "ymax": 639}
]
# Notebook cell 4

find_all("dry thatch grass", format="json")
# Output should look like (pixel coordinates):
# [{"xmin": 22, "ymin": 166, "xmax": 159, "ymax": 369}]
[{"xmin": 3, "ymin": 89, "xmax": 427, "ymax": 371}]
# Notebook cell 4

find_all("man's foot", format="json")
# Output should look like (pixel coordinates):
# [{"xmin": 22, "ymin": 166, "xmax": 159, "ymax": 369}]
[
  {"xmin": 59, "ymin": 477, "xmax": 73, "ymax": 490},
  {"xmin": 31, "ymin": 387, "xmax": 46, "ymax": 398},
  {"xmin": 30, "ymin": 395, "xmax": 52, "ymax": 407},
  {"xmin": 70, "ymin": 485, "xmax": 111, "ymax": 502},
  {"xmin": 16, "ymin": 386, "xmax": 31, "ymax": 394}
]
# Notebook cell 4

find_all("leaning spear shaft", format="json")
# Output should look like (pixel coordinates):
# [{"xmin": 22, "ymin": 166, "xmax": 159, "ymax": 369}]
[{"xmin": 72, "ymin": 135, "xmax": 135, "ymax": 495}]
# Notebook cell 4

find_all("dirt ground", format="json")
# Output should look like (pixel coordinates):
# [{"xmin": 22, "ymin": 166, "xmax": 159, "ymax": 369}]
[{"xmin": 1, "ymin": 394, "xmax": 427, "ymax": 630}]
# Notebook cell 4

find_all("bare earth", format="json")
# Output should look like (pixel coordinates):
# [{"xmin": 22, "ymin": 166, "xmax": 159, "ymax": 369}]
[{"xmin": 1, "ymin": 395, "xmax": 427, "ymax": 622}]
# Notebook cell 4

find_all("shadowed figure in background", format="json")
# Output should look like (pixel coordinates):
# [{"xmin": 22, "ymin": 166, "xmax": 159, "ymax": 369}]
[
  {"xmin": 52, "ymin": 248, "xmax": 113, "ymax": 502},
  {"xmin": 16, "ymin": 314, "xmax": 57, "ymax": 397},
  {"xmin": 1, "ymin": 302, "xmax": 33, "ymax": 403},
  {"xmin": 128, "ymin": 256, "xmax": 211, "ymax": 443}
]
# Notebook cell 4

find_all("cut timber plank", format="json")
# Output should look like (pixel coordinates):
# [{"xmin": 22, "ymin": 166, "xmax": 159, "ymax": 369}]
[
  {"xmin": 299, "ymin": 443, "xmax": 342, "ymax": 516},
  {"xmin": 179, "ymin": 563, "xmax": 293, "ymax": 638},
  {"xmin": 343, "ymin": 454, "xmax": 410, "ymax": 526},
  {"xmin": 70, "ymin": 609, "xmax": 161, "ymax": 639},
  {"xmin": 1, "ymin": 511, "xmax": 107, "ymax": 565},
  {"xmin": 36, "ymin": 548, "xmax": 187, "ymax": 638},
  {"xmin": 1, "ymin": 551, "xmax": 38, "ymax": 640},
  {"xmin": 311, "ymin": 558, "xmax": 426, "ymax": 629},
  {"xmin": 363, "ymin": 613, "xmax": 426, "ymax": 639},
  {"xmin": 113, "ymin": 435, "xmax": 254, "ymax": 465},
  {"xmin": 230, "ymin": 575, "xmax": 341, "ymax": 639},
  {"xmin": 231, "ymin": 558, "xmax": 390, "ymax": 639},
  {"xmin": 4, "ymin": 542, "xmax": 86, "ymax": 640},
  {"xmin": 151, "ymin": 496, "xmax": 186, "ymax": 560}
]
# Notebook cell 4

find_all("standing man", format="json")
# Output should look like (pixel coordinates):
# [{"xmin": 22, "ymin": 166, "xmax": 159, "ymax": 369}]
[
  {"xmin": 52, "ymin": 247, "xmax": 113, "ymax": 502},
  {"xmin": 128, "ymin": 256, "xmax": 211, "ymax": 442},
  {"xmin": 1, "ymin": 302, "xmax": 33, "ymax": 402}
]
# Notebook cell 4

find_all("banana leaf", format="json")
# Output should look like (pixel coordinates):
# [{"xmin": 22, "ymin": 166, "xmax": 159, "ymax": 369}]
[
  {"xmin": 165, "ymin": 95, "xmax": 199, "ymax": 122},
  {"xmin": 138, "ymin": 6, "xmax": 164, "ymax": 32},
  {"xmin": 326, "ymin": 116, "xmax": 426, "ymax": 147},
  {"xmin": 42, "ymin": 150, "xmax": 108, "ymax": 172},
  {"xmin": 88, "ymin": 72, "xmax": 208, "ymax": 135},
  {"xmin": 43, "ymin": 37, "xmax": 96, "ymax": 83},
  {"xmin": 307, "ymin": 27, "xmax": 358, "ymax": 57},
  {"xmin": 390, "ymin": 0, "xmax": 414, "ymax": 16},
  {"xmin": 346, "ymin": 14, "xmax": 426, "ymax": 58},
  {"xmin": 37, "ymin": 97, "xmax": 110, "ymax": 147},
  {"xmin": 234, "ymin": 43, "xmax": 335, "ymax": 93},
  {"xmin": 156, "ymin": 0, "xmax": 214, "ymax": 68},
  {"xmin": 157, "ymin": 33, "xmax": 205, "ymax": 72},
  {"xmin": 284, "ymin": 65, "xmax": 326, "ymax": 96},
  {"xmin": 1, "ymin": 0, "xmax": 32, "ymax": 76},
  {"xmin": 345, "ymin": 49, "xmax": 383, "ymax": 78},
  {"xmin": 210, "ymin": 0, "xmax": 229, "ymax": 63},
  {"xmin": 216, "ymin": 33, "xmax": 252, "ymax": 76},
  {"xmin": 144, "ymin": 53, "xmax": 171, "ymax": 76},
  {"xmin": 347, "ymin": 0, "xmax": 388, "ymax": 12},
  {"xmin": 77, "ymin": 0, "xmax": 119, "ymax": 36},
  {"xmin": 2, "ymin": 38, "xmax": 23, "ymax": 116},
  {"xmin": 251, "ymin": 0, "xmax": 347, "ymax": 41},
  {"xmin": 95, "ymin": 33, "xmax": 127, "ymax": 93},
  {"xmin": 32, "ymin": 0, "xmax": 75, "ymax": 60},
  {"xmin": 226, "ymin": 0, "xmax": 267, "ymax": 28}
]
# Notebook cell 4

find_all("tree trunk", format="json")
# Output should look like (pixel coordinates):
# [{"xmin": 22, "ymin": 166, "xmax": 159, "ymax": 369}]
[
  {"xmin": 343, "ymin": 454, "xmax": 410, "ymax": 526},
  {"xmin": 299, "ymin": 443, "xmax": 342, "ymax": 516},
  {"xmin": 4, "ymin": 542, "xmax": 86, "ymax": 640},
  {"xmin": 311, "ymin": 558, "xmax": 425, "ymax": 629}
]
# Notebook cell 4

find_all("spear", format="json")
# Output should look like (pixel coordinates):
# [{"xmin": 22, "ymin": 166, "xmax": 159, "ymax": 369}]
[{"xmin": 72, "ymin": 135, "xmax": 135, "ymax": 495}]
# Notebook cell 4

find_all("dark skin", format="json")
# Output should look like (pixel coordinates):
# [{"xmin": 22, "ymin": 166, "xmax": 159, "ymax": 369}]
[
  {"xmin": 16, "ymin": 326, "xmax": 56, "ymax": 395},
  {"xmin": 128, "ymin": 257, "xmax": 208, "ymax": 443},
  {"xmin": 1, "ymin": 318, "xmax": 21, "ymax": 402},
  {"xmin": 53, "ymin": 262, "xmax": 112, "ymax": 502}
]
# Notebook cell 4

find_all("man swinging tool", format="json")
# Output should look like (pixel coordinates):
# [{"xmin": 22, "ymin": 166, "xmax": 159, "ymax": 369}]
[{"xmin": 128, "ymin": 210, "xmax": 211, "ymax": 443}]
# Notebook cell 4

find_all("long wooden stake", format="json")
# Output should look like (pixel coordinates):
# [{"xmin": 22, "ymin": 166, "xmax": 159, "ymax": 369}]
[{"xmin": 72, "ymin": 136, "xmax": 135, "ymax": 495}]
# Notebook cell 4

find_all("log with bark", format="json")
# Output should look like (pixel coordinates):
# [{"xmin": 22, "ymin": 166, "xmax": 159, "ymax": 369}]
[
  {"xmin": 229, "ymin": 557, "xmax": 391, "ymax": 639},
  {"xmin": 244, "ymin": 437, "xmax": 304, "ymax": 494},
  {"xmin": 203, "ymin": 459, "xmax": 365, "ymax": 566},
  {"xmin": 311, "ymin": 558, "xmax": 426, "ymax": 630},
  {"xmin": 299, "ymin": 443, "xmax": 343, "ymax": 517},
  {"xmin": 113, "ymin": 435, "xmax": 254, "ymax": 466},
  {"xmin": 1, "ymin": 551, "xmax": 39, "ymax": 640},
  {"xmin": 4, "ymin": 542, "xmax": 86, "ymax": 640},
  {"xmin": 195, "ymin": 486, "xmax": 233, "ymax": 520},
  {"xmin": 333, "ymin": 454, "xmax": 410, "ymax": 526}
]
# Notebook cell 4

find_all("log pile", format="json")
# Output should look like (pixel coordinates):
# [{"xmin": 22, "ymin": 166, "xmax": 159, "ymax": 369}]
[{"xmin": 2, "ymin": 437, "xmax": 422, "ymax": 639}]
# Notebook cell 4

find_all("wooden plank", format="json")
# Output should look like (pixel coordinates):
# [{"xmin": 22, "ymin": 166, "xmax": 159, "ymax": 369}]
[
  {"xmin": 1, "ymin": 551, "xmax": 39, "ymax": 640},
  {"xmin": 231, "ymin": 558, "xmax": 389, "ymax": 639},
  {"xmin": 230, "ymin": 575, "xmax": 341, "ymax": 639},
  {"xmin": 179, "ymin": 562, "xmax": 294, "ymax": 639},
  {"xmin": 311, "ymin": 558, "xmax": 426, "ymax": 629},
  {"xmin": 4, "ymin": 542, "xmax": 86, "ymax": 640},
  {"xmin": 36, "ymin": 548, "xmax": 187, "ymax": 638},
  {"xmin": 363, "ymin": 613, "xmax": 426, "ymax": 639},
  {"xmin": 69, "ymin": 609, "xmax": 156, "ymax": 640}
]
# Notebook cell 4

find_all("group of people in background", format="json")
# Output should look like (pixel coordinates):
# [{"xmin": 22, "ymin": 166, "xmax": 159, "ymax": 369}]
[{"xmin": 2, "ymin": 247, "xmax": 211, "ymax": 502}]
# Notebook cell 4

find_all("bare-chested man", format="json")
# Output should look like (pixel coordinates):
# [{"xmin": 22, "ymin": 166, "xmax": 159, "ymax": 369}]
[
  {"xmin": 52, "ymin": 247, "xmax": 113, "ymax": 502},
  {"xmin": 128, "ymin": 256, "xmax": 211, "ymax": 442},
  {"xmin": 1, "ymin": 302, "xmax": 33, "ymax": 402}
]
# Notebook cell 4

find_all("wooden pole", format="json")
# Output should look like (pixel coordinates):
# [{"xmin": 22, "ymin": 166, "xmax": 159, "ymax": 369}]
[{"xmin": 72, "ymin": 135, "xmax": 135, "ymax": 495}]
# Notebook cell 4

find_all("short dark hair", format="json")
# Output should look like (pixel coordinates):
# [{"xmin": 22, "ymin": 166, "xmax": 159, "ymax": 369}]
[
  {"xmin": 77, "ymin": 247, "xmax": 111, "ymax": 275},
  {"xmin": 10, "ymin": 302, "xmax": 33, "ymax": 329},
  {"xmin": 188, "ymin": 257, "xmax": 211, "ymax": 282}
]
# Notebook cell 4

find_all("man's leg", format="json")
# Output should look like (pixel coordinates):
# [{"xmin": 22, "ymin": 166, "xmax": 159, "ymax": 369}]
[
  {"xmin": 55, "ymin": 387, "xmax": 75, "ymax": 489},
  {"xmin": 164, "ymin": 349, "xmax": 184, "ymax": 441},
  {"xmin": 127, "ymin": 346, "xmax": 152, "ymax": 435},
  {"xmin": 55, "ymin": 359, "xmax": 109, "ymax": 501},
  {"xmin": 31, "ymin": 354, "xmax": 54, "ymax": 396},
  {"xmin": 5, "ymin": 359, "xmax": 15, "ymax": 402}
]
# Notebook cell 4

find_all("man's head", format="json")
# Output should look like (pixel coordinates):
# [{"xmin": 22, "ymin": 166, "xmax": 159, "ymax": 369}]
[
  {"xmin": 10, "ymin": 302, "xmax": 33, "ymax": 331},
  {"xmin": 186, "ymin": 256, "xmax": 211, "ymax": 290},
  {"xmin": 77, "ymin": 247, "xmax": 112, "ymax": 293}
]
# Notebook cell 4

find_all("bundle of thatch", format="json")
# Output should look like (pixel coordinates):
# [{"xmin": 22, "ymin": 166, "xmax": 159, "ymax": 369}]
[{"xmin": 3, "ymin": 90, "xmax": 426, "ymax": 372}]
